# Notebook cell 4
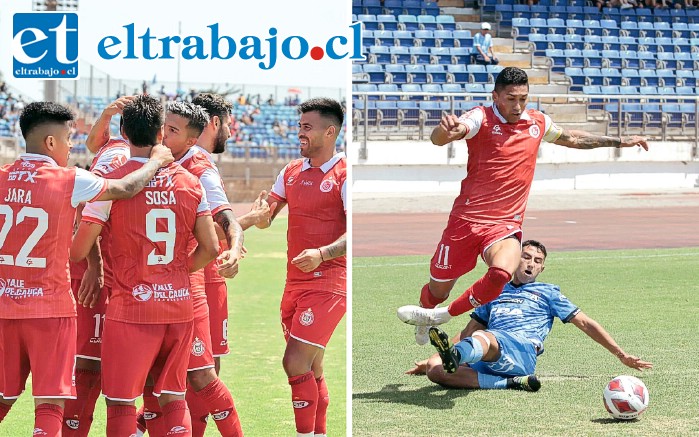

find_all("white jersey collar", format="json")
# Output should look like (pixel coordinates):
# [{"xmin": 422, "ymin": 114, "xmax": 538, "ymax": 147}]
[
  {"xmin": 301, "ymin": 152, "xmax": 345, "ymax": 174},
  {"xmin": 19, "ymin": 153, "xmax": 59, "ymax": 166},
  {"xmin": 492, "ymin": 103, "xmax": 531, "ymax": 123}
]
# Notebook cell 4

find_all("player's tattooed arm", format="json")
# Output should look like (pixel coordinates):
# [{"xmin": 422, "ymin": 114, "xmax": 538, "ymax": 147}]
[
  {"xmin": 214, "ymin": 209, "xmax": 244, "ymax": 251},
  {"xmin": 97, "ymin": 144, "xmax": 174, "ymax": 201},
  {"xmin": 319, "ymin": 233, "xmax": 347, "ymax": 261},
  {"xmin": 554, "ymin": 129, "xmax": 648, "ymax": 151},
  {"xmin": 85, "ymin": 96, "xmax": 136, "ymax": 153}
]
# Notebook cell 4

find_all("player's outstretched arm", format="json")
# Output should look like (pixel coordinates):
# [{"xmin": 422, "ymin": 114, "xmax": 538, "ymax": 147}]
[
  {"xmin": 213, "ymin": 209, "xmax": 244, "ymax": 279},
  {"xmin": 291, "ymin": 233, "xmax": 346, "ymax": 273},
  {"xmin": 85, "ymin": 95, "xmax": 136, "ymax": 153},
  {"xmin": 96, "ymin": 144, "xmax": 174, "ymax": 201},
  {"xmin": 570, "ymin": 312, "xmax": 653, "ymax": 371},
  {"xmin": 70, "ymin": 222, "xmax": 103, "ymax": 263},
  {"xmin": 553, "ymin": 129, "xmax": 648, "ymax": 151},
  {"xmin": 189, "ymin": 214, "xmax": 219, "ymax": 273},
  {"xmin": 77, "ymin": 242, "xmax": 104, "ymax": 309},
  {"xmin": 431, "ymin": 114, "xmax": 467, "ymax": 146}
]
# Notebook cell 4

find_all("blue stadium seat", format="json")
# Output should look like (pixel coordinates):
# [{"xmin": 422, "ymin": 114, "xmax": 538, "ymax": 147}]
[
  {"xmin": 512, "ymin": 18, "xmax": 531, "ymax": 37},
  {"xmin": 400, "ymin": 83, "xmax": 424, "ymax": 100},
  {"xmin": 639, "ymin": 69, "xmax": 660, "ymax": 87},
  {"xmin": 418, "ymin": 15, "xmax": 438, "ymax": 30},
  {"xmin": 546, "ymin": 49, "xmax": 566, "ymax": 69},
  {"xmin": 583, "ymin": 67, "xmax": 604, "ymax": 85},
  {"xmin": 421, "ymin": 84, "xmax": 443, "ymax": 95},
  {"xmin": 601, "ymin": 68, "xmax": 622, "ymax": 85},
  {"xmin": 564, "ymin": 67, "xmax": 585, "ymax": 86},
  {"xmin": 409, "ymin": 46, "xmax": 431, "ymax": 64},
  {"xmin": 403, "ymin": 0, "xmax": 422, "ymax": 15},
  {"xmin": 359, "ymin": 15, "xmax": 380, "ymax": 31},
  {"xmin": 383, "ymin": 0, "xmax": 404, "ymax": 16},
  {"xmin": 547, "ymin": 34, "xmax": 566, "ymax": 50},
  {"xmin": 601, "ymin": 49, "xmax": 622, "ymax": 68},
  {"xmin": 436, "ymin": 16, "xmax": 456, "ymax": 31},
  {"xmin": 425, "ymin": 65, "xmax": 448, "ymax": 83},
  {"xmin": 453, "ymin": 30, "xmax": 473, "ymax": 48},
  {"xmin": 583, "ymin": 85, "xmax": 602, "ymax": 94},
  {"xmin": 363, "ymin": 64, "xmax": 385, "ymax": 83},
  {"xmin": 398, "ymin": 15, "xmax": 419, "ymax": 31},
  {"xmin": 374, "ymin": 30, "xmax": 394, "ymax": 46},
  {"xmin": 406, "ymin": 64, "xmax": 428, "ymax": 83},
  {"xmin": 393, "ymin": 30, "xmax": 414, "ymax": 46},
  {"xmin": 529, "ymin": 34, "xmax": 548, "ymax": 52},
  {"xmin": 378, "ymin": 84, "xmax": 401, "ymax": 100},
  {"xmin": 390, "ymin": 46, "xmax": 412, "ymax": 64},
  {"xmin": 378, "ymin": 15, "xmax": 399, "ymax": 31},
  {"xmin": 600, "ymin": 85, "xmax": 619, "ymax": 95},
  {"xmin": 467, "ymin": 64, "xmax": 488, "ymax": 83},
  {"xmin": 434, "ymin": 30, "xmax": 455, "ymax": 48},
  {"xmin": 622, "ymin": 69, "xmax": 641, "ymax": 86},
  {"xmin": 584, "ymin": 35, "xmax": 603, "ymax": 51},
  {"xmin": 369, "ymin": 45, "xmax": 391, "ymax": 63},
  {"xmin": 386, "ymin": 64, "xmax": 408, "ymax": 83},
  {"xmin": 450, "ymin": 47, "xmax": 472, "ymax": 64},
  {"xmin": 415, "ymin": 30, "xmax": 436, "ymax": 47},
  {"xmin": 447, "ymin": 64, "xmax": 469, "ymax": 83},
  {"xmin": 356, "ymin": 84, "xmax": 379, "ymax": 100},
  {"xmin": 430, "ymin": 47, "xmax": 452, "ymax": 64},
  {"xmin": 564, "ymin": 49, "xmax": 584, "ymax": 67},
  {"xmin": 442, "ymin": 84, "xmax": 462, "ymax": 93},
  {"xmin": 584, "ymin": 20, "xmax": 602, "ymax": 36},
  {"xmin": 422, "ymin": 2, "xmax": 440, "ymax": 17},
  {"xmin": 363, "ymin": 0, "xmax": 383, "ymax": 15}
]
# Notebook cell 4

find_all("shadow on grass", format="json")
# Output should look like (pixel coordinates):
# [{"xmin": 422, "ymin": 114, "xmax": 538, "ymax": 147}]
[
  {"xmin": 590, "ymin": 417, "xmax": 640, "ymax": 424},
  {"xmin": 353, "ymin": 383, "xmax": 470, "ymax": 409}
]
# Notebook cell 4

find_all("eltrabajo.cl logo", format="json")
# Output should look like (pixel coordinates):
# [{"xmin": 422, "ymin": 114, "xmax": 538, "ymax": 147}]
[{"xmin": 12, "ymin": 12, "xmax": 79, "ymax": 79}]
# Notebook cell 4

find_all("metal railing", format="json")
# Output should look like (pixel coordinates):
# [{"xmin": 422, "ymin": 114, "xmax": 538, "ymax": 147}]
[{"xmin": 353, "ymin": 91, "xmax": 699, "ymax": 159}]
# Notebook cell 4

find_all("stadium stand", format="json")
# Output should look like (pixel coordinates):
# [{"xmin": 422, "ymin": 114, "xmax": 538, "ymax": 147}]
[{"xmin": 352, "ymin": 0, "xmax": 699, "ymax": 142}]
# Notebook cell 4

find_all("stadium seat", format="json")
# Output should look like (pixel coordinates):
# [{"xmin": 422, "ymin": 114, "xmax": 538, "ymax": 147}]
[
  {"xmin": 377, "ymin": 15, "xmax": 399, "ymax": 31},
  {"xmin": 406, "ymin": 64, "xmax": 428, "ymax": 83},
  {"xmin": 453, "ymin": 30, "xmax": 473, "ymax": 48},
  {"xmin": 430, "ymin": 47, "xmax": 452, "ymax": 64},
  {"xmin": 409, "ymin": 46, "xmax": 431, "ymax": 64},
  {"xmin": 426, "ymin": 65, "xmax": 448, "ymax": 83},
  {"xmin": 423, "ymin": 2, "xmax": 440, "ymax": 16},
  {"xmin": 398, "ymin": 15, "xmax": 419, "ymax": 31},
  {"xmin": 378, "ymin": 84, "xmax": 401, "ymax": 100},
  {"xmin": 391, "ymin": 46, "xmax": 412, "ymax": 64},
  {"xmin": 363, "ymin": 64, "xmax": 385, "ymax": 83},
  {"xmin": 434, "ymin": 30, "xmax": 456, "ymax": 48},
  {"xmin": 359, "ymin": 15, "xmax": 380, "ymax": 31},
  {"xmin": 363, "ymin": 0, "xmax": 383, "ymax": 15},
  {"xmin": 374, "ymin": 30, "xmax": 394, "ymax": 46},
  {"xmin": 436, "ymin": 16, "xmax": 456, "ymax": 31},
  {"xmin": 467, "ymin": 64, "xmax": 488, "ymax": 83},
  {"xmin": 418, "ymin": 15, "xmax": 438, "ymax": 30},
  {"xmin": 383, "ymin": 0, "xmax": 404, "ymax": 16},
  {"xmin": 393, "ymin": 30, "xmax": 414, "ymax": 46},
  {"xmin": 447, "ymin": 64, "xmax": 469, "ymax": 83},
  {"xmin": 403, "ymin": 0, "xmax": 422, "ymax": 15},
  {"xmin": 386, "ymin": 64, "xmax": 408, "ymax": 84},
  {"xmin": 369, "ymin": 45, "xmax": 391, "ymax": 63},
  {"xmin": 415, "ymin": 30, "xmax": 436, "ymax": 47},
  {"xmin": 450, "ymin": 47, "xmax": 472, "ymax": 64}
]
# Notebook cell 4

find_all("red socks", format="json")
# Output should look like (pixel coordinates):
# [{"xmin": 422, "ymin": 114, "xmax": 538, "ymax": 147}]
[
  {"xmin": 196, "ymin": 378, "xmax": 242, "ymax": 437},
  {"xmin": 315, "ymin": 376, "xmax": 329, "ymax": 436},
  {"xmin": 106, "ymin": 405, "xmax": 136, "ymax": 437},
  {"xmin": 0, "ymin": 402, "xmax": 11, "ymax": 422},
  {"xmin": 62, "ymin": 368, "xmax": 100, "ymax": 437},
  {"xmin": 186, "ymin": 387, "xmax": 210, "ymax": 437},
  {"xmin": 288, "ymin": 371, "xmax": 317, "ymax": 435},
  {"xmin": 419, "ymin": 284, "xmax": 447, "ymax": 309},
  {"xmin": 162, "ymin": 400, "xmax": 192, "ymax": 437},
  {"xmin": 35, "ymin": 404, "xmax": 64, "ymax": 437},
  {"xmin": 448, "ymin": 266, "xmax": 511, "ymax": 316},
  {"xmin": 143, "ymin": 386, "xmax": 166, "ymax": 437}
]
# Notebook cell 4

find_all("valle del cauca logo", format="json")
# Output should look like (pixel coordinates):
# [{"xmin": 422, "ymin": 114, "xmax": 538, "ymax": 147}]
[{"xmin": 13, "ymin": 12, "xmax": 364, "ymax": 79}]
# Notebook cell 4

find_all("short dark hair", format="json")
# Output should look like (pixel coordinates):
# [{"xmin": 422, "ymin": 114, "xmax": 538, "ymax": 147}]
[
  {"xmin": 191, "ymin": 93, "xmax": 233, "ymax": 121},
  {"xmin": 494, "ymin": 67, "xmax": 529, "ymax": 93},
  {"xmin": 298, "ymin": 98, "xmax": 344, "ymax": 129},
  {"xmin": 122, "ymin": 95, "xmax": 164, "ymax": 147},
  {"xmin": 19, "ymin": 102, "xmax": 74, "ymax": 138},
  {"xmin": 522, "ymin": 240, "xmax": 547, "ymax": 258},
  {"xmin": 166, "ymin": 101, "xmax": 210, "ymax": 137}
]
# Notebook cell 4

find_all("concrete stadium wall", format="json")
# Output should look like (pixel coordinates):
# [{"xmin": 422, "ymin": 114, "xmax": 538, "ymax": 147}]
[{"xmin": 350, "ymin": 140, "xmax": 699, "ymax": 192}]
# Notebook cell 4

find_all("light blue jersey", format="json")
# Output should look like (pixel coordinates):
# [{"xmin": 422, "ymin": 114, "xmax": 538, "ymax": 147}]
[
  {"xmin": 472, "ymin": 32, "xmax": 493, "ymax": 54},
  {"xmin": 472, "ymin": 281, "xmax": 579, "ymax": 356}
]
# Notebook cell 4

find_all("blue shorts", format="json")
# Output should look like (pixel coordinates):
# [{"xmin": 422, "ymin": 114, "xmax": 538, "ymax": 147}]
[{"xmin": 468, "ymin": 330, "xmax": 537, "ymax": 377}]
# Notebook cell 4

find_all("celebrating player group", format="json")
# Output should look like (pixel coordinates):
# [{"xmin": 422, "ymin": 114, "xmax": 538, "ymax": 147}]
[{"xmin": 0, "ymin": 94, "xmax": 346, "ymax": 437}]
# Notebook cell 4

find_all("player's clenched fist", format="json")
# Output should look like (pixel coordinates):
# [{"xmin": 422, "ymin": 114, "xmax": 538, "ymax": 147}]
[
  {"xmin": 439, "ymin": 114, "xmax": 466, "ymax": 137},
  {"xmin": 291, "ymin": 248, "xmax": 323, "ymax": 273},
  {"xmin": 149, "ymin": 143, "xmax": 174, "ymax": 167}
]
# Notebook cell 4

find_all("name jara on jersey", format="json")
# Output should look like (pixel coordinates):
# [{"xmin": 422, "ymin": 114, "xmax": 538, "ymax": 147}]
[{"xmin": 4, "ymin": 188, "xmax": 32, "ymax": 204}]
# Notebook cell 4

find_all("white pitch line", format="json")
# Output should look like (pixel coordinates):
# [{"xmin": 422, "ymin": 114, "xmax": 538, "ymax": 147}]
[{"xmin": 354, "ymin": 251, "xmax": 699, "ymax": 268}]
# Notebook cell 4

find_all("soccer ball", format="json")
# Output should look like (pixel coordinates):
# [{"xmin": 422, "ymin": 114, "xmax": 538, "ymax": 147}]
[{"xmin": 603, "ymin": 375, "xmax": 649, "ymax": 420}]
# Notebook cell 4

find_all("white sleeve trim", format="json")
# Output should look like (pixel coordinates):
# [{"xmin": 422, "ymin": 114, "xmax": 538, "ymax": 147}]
[
  {"xmin": 197, "ymin": 182, "xmax": 210, "ymax": 214},
  {"xmin": 458, "ymin": 108, "xmax": 484, "ymax": 140},
  {"xmin": 82, "ymin": 199, "xmax": 112, "ymax": 223},
  {"xmin": 341, "ymin": 179, "xmax": 347, "ymax": 212},
  {"xmin": 270, "ymin": 163, "xmax": 290, "ymax": 200},
  {"xmin": 72, "ymin": 168, "xmax": 106, "ymax": 207},
  {"xmin": 199, "ymin": 168, "xmax": 229, "ymax": 213}
]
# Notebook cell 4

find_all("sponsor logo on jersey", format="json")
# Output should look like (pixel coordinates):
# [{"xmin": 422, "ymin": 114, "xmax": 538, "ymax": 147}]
[
  {"xmin": 0, "ymin": 278, "xmax": 6, "ymax": 297},
  {"xmin": 212, "ymin": 410, "xmax": 230, "ymax": 421},
  {"xmin": 0, "ymin": 278, "xmax": 43, "ymax": 298},
  {"xmin": 320, "ymin": 178, "xmax": 334, "ymax": 193},
  {"xmin": 292, "ymin": 400, "xmax": 310, "ymax": 409},
  {"xmin": 529, "ymin": 124, "xmax": 541, "ymax": 138},
  {"xmin": 132, "ymin": 284, "xmax": 153, "ymax": 302},
  {"xmin": 143, "ymin": 412, "xmax": 158, "ymax": 420},
  {"xmin": 191, "ymin": 337, "xmax": 206, "ymax": 357},
  {"xmin": 166, "ymin": 426, "xmax": 188, "ymax": 435},
  {"xmin": 302, "ymin": 180, "xmax": 313, "ymax": 186},
  {"xmin": 13, "ymin": 13, "xmax": 79, "ymax": 79},
  {"xmin": 299, "ymin": 308, "xmax": 314, "ymax": 326},
  {"xmin": 286, "ymin": 176, "xmax": 295, "ymax": 185},
  {"xmin": 499, "ymin": 298, "xmax": 524, "ymax": 304},
  {"xmin": 492, "ymin": 125, "xmax": 503, "ymax": 136},
  {"xmin": 65, "ymin": 420, "xmax": 79, "ymax": 430},
  {"xmin": 33, "ymin": 428, "xmax": 48, "ymax": 436},
  {"xmin": 469, "ymin": 295, "xmax": 482, "ymax": 308}
]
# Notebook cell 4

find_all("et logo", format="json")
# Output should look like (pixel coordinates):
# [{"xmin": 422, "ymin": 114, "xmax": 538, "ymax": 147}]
[{"xmin": 12, "ymin": 13, "xmax": 79, "ymax": 79}]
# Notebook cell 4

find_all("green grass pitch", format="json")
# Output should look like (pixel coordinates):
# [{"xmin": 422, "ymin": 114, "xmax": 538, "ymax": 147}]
[
  {"xmin": 352, "ymin": 248, "xmax": 699, "ymax": 437},
  {"xmin": 0, "ymin": 217, "xmax": 346, "ymax": 436}
]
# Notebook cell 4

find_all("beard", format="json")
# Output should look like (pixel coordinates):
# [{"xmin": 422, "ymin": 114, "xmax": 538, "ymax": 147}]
[{"xmin": 213, "ymin": 126, "xmax": 228, "ymax": 154}]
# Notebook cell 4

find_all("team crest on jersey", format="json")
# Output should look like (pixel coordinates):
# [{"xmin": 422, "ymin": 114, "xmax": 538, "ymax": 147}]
[
  {"xmin": 299, "ymin": 308, "xmax": 314, "ymax": 326},
  {"xmin": 191, "ymin": 337, "xmax": 206, "ymax": 356},
  {"xmin": 492, "ymin": 125, "xmax": 503, "ymax": 136},
  {"xmin": 132, "ymin": 284, "xmax": 153, "ymax": 302},
  {"xmin": 286, "ymin": 176, "xmax": 295, "ymax": 185},
  {"xmin": 320, "ymin": 178, "xmax": 335, "ymax": 193},
  {"xmin": 529, "ymin": 124, "xmax": 541, "ymax": 138},
  {"xmin": 0, "ymin": 278, "xmax": 6, "ymax": 297},
  {"xmin": 65, "ymin": 420, "xmax": 79, "ymax": 430}
]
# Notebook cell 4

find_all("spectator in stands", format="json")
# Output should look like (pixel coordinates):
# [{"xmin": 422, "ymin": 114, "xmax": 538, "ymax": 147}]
[
  {"xmin": 472, "ymin": 23, "xmax": 499, "ymax": 66},
  {"xmin": 267, "ymin": 94, "xmax": 275, "ymax": 105}
]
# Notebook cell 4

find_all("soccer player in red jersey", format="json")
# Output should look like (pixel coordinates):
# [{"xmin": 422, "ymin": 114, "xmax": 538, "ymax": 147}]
[
  {"xmin": 255, "ymin": 98, "xmax": 346, "ymax": 437},
  {"xmin": 71, "ymin": 95, "xmax": 219, "ymax": 437},
  {"xmin": 0, "ymin": 101, "xmax": 173, "ymax": 437},
  {"xmin": 397, "ymin": 67, "xmax": 649, "ymax": 343},
  {"xmin": 64, "ymin": 97, "xmax": 133, "ymax": 437},
  {"xmin": 156, "ymin": 99, "xmax": 267, "ymax": 437}
]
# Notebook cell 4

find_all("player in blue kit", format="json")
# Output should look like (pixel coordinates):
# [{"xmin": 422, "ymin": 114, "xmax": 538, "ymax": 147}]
[{"xmin": 407, "ymin": 240, "xmax": 653, "ymax": 391}]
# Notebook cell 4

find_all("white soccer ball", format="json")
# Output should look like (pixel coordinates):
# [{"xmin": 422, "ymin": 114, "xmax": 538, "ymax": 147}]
[{"xmin": 603, "ymin": 375, "xmax": 649, "ymax": 420}]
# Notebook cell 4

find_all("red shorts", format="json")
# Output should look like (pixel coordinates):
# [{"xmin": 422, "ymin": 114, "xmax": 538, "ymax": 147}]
[
  {"xmin": 0, "ymin": 318, "xmax": 77, "ymax": 399},
  {"xmin": 101, "ymin": 319, "xmax": 193, "ymax": 401},
  {"xmin": 280, "ymin": 289, "xmax": 346, "ymax": 349},
  {"xmin": 187, "ymin": 309, "xmax": 215, "ymax": 371},
  {"xmin": 430, "ymin": 216, "xmax": 522, "ymax": 282},
  {"xmin": 205, "ymin": 281, "xmax": 229, "ymax": 357},
  {"xmin": 73, "ymin": 279, "xmax": 108, "ymax": 361}
]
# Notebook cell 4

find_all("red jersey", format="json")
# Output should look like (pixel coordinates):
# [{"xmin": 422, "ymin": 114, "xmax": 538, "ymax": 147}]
[
  {"xmin": 0, "ymin": 154, "xmax": 106, "ymax": 319},
  {"xmin": 70, "ymin": 138, "xmax": 130, "ymax": 287},
  {"xmin": 452, "ymin": 105, "xmax": 563, "ymax": 224},
  {"xmin": 179, "ymin": 146, "xmax": 232, "ymax": 285},
  {"xmin": 269, "ymin": 153, "xmax": 346, "ymax": 295},
  {"xmin": 81, "ymin": 158, "xmax": 210, "ymax": 324}
]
